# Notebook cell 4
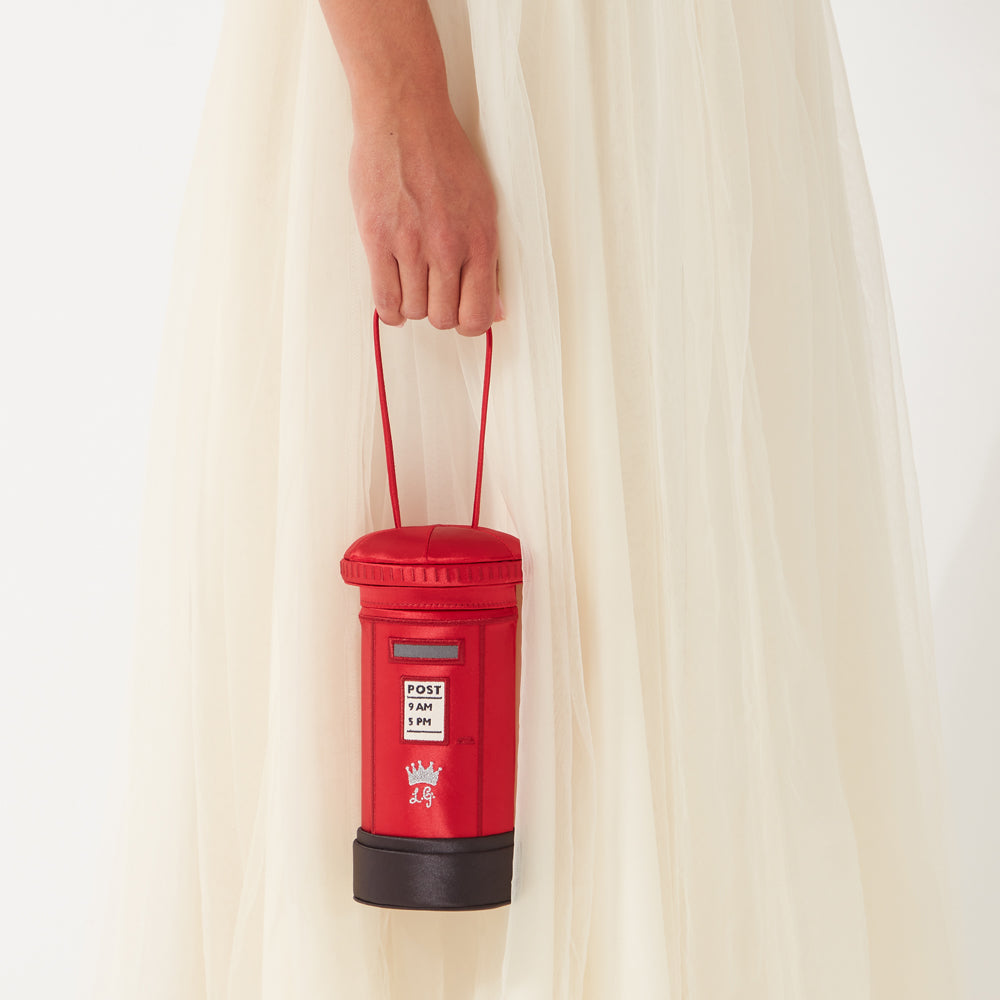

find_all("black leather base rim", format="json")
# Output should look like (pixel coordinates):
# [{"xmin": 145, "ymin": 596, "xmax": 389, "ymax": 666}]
[{"xmin": 353, "ymin": 828, "xmax": 514, "ymax": 910}]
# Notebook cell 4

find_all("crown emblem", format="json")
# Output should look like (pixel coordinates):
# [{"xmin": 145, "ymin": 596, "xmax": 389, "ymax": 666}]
[{"xmin": 405, "ymin": 760, "xmax": 442, "ymax": 786}]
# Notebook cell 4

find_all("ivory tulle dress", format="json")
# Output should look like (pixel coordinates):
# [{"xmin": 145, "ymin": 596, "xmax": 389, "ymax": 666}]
[{"xmin": 96, "ymin": 0, "xmax": 964, "ymax": 996}]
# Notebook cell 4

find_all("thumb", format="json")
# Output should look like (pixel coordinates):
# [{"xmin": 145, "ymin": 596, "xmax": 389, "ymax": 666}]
[{"xmin": 494, "ymin": 262, "xmax": 505, "ymax": 322}]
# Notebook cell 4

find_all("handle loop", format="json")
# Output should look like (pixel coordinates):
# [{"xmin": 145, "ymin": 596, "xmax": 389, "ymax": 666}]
[{"xmin": 373, "ymin": 309, "xmax": 493, "ymax": 529}]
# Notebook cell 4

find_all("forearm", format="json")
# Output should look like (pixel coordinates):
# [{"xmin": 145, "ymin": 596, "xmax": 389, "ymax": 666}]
[{"xmin": 317, "ymin": 0, "xmax": 451, "ymax": 124}]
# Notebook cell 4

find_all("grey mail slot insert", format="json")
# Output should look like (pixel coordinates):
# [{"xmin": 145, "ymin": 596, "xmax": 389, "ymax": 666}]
[{"xmin": 392, "ymin": 641, "xmax": 460, "ymax": 660}]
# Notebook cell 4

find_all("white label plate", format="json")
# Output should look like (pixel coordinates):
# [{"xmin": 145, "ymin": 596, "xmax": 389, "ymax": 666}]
[{"xmin": 402, "ymin": 679, "xmax": 446, "ymax": 742}]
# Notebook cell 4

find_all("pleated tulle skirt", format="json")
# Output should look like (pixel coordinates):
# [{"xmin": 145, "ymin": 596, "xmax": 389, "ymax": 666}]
[{"xmin": 96, "ymin": 0, "xmax": 965, "ymax": 996}]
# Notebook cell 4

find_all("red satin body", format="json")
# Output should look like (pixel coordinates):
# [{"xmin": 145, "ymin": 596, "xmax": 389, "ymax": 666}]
[{"xmin": 343, "ymin": 523, "xmax": 520, "ymax": 840}]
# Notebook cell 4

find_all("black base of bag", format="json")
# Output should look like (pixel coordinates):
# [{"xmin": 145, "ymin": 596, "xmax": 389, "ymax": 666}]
[{"xmin": 353, "ymin": 827, "xmax": 514, "ymax": 910}]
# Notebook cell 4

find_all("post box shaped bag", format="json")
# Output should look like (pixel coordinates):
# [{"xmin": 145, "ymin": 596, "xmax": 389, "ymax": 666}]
[{"xmin": 341, "ymin": 311, "xmax": 521, "ymax": 910}]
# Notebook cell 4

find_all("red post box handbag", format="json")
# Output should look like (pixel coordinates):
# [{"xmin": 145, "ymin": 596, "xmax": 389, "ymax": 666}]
[{"xmin": 340, "ymin": 311, "xmax": 522, "ymax": 910}]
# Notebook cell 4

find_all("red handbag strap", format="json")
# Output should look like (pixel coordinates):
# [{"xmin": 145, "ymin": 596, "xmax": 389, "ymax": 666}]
[{"xmin": 372, "ymin": 309, "xmax": 493, "ymax": 529}]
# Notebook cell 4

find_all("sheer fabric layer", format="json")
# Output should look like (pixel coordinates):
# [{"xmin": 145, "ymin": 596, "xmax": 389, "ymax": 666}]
[{"xmin": 96, "ymin": 0, "xmax": 963, "ymax": 997}]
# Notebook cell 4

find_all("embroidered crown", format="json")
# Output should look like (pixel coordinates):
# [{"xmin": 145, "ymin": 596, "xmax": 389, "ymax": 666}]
[{"xmin": 405, "ymin": 760, "xmax": 442, "ymax": 786}]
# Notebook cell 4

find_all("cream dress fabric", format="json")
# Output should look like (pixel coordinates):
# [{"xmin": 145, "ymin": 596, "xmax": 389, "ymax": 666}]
[{"xmin": 96, "ymin": 0, "xmax": 964, "ymax": 996}]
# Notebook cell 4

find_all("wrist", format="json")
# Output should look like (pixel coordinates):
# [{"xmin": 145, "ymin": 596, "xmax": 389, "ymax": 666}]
[
  {"xmin": 340, "ymin": 18, "xmax": 451, "ymax": 129},
  {"xmin": 318, "ymin": 0, "xmax": 453, "ymax": 131},
  {"xmin": 349, "ymin": 70, "xmax": 453, "ymax": 132}
]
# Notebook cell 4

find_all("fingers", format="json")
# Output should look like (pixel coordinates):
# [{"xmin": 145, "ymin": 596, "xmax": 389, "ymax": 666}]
[
  {"xmin": 369, "ymin": 249, "xmax": 404, "ymax": 326},
  {"xmin": 427, "ymin": 264, "xmax": 461, "ymax": 331},
  {"xmin": 397, "ymin": 256, "xmax": 429, "ymax": 322},
  {"xmin": 367, "ymin": 242, "xmax": 500, "ymax": 337},
  {"xmin": 456, "ymin": 256, "xmax": 498, "ymax": 337},
  {"xmin": 369, "ymin": 248, "xmax": 431, "ymax": 328}
]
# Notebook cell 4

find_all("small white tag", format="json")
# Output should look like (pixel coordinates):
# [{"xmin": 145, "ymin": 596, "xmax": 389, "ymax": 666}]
[{"xmin": 402, "ymin": 679, "xmax": 446, "ymax": 742}]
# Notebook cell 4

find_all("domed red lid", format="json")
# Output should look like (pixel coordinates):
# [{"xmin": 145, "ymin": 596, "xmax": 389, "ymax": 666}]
[{"xmin": 341, "ymin": 524, "xmax": 522, "ymax": 587}]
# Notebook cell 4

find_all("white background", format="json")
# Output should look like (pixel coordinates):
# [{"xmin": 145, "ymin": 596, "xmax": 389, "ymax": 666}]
[{"xmin": 0, "ymin": 1, "xmax": 995, "ymax": 996}]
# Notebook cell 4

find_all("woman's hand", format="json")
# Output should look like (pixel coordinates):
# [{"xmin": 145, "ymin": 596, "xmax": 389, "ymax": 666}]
[
  {"xmin": 318, "ymin": 0, "xmax": 502, "ymax": 337},
  {"xmin": 349, "ymin": 102, "xmax": 502, "ymax": 337}
]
